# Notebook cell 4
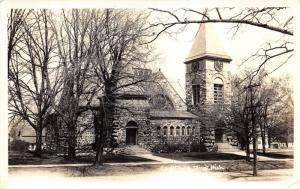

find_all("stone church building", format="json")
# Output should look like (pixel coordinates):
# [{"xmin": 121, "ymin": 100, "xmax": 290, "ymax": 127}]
[{"xmin": 46, "ymin": 23, "xmax": 238, "ymax": 154}]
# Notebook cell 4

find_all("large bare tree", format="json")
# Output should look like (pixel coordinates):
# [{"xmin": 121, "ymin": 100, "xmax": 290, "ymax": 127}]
[
  {"xmin": 8, "ymin": 9, "xmax": 60, "ymax": 151},
  {"xmin": 88, "ymin": 9, "xmax": 156, "ymax": 165},
  {"xmin": 46, "ymin": 9, "xmax": 97, "ymax": 158}
]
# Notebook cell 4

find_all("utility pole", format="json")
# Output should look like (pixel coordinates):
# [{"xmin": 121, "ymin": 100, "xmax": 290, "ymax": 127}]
[{"xmin": 244, "ymin": 83, "xmax": 261, "ymax": 176}]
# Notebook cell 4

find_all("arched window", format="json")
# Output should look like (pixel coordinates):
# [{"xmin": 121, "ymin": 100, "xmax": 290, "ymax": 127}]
[
  {"xmin": 163, "ymin": 126, "xmax": 168, "ymax": 136},
  {"xmin": 214, "ymin": 77, "xmax": 224, "ymax": 104},
  {"xmin": 170, "ymin": 126, "xmax": 174, "ymax": 136},
  {"xmin": 192, "ymin": 79, "xmax": 200, "ymax": 105},
  {"xmin": 127, "ymin": 121, "xmax": 138, "ymax": 128},
  {"xmin": 157, "ymin": 126, "xmax": 161, "ymax": 135},
  {"xmin": 176, "ymin": 126, "xmax": 180, "ymax": 136},
  {"xmin": 182, "ymin": 126, "xmax": 185, "ymax": 136},
  {"xmin": 187, "ymin": 126, "xmax": 191, "ymax": 135},
  {"xmin": 192, "ymin": 127, "xmax": 195, "ymax": 135}
]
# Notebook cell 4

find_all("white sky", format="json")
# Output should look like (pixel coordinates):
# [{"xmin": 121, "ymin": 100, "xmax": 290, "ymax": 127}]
[{"xmin": 153, "ymin": 22, "xmax": 294, "ymax": 89}]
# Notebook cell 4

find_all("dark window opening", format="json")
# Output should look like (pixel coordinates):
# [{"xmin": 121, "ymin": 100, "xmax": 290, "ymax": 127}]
[
  {"xmin": 163, "ymin": 126, "xmax": 168, "ymax": 136},
  {"xmin": 157, "ymin": 126, "xmax": 161, "ymax": 135},
  {"xmin": 192, "ymin": 84, "xmax": 200, "ymax": 105},
  {"xmin": 182, "ymin": 126, "xmax": 185, "ymax": 136},
  {"xmin": 176, "ymin": 126, "xmax": 180, "ymax": 136},
  {"xmin": 214, "ymin": 84, "xmax": 223, "ymax": 104},
  {"xmin": 170, "ymin": 126, "xmax": 174, "ymax": 136},
  {"xmin": 187, "ymin": 126, "xmax": 191, "ymax": 135}
]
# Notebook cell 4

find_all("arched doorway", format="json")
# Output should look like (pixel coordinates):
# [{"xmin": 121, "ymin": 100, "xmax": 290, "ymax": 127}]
[
  {"xmin": 215, "ymin": 119, "xmax": 226, "ymax": 143},
  {"xmin": 126, "ymin": 121, "xmax": 138, "ymax": 145},
  {"xmin": 215, "ymin": 128, "xmax": 225, "ymax": 143}
]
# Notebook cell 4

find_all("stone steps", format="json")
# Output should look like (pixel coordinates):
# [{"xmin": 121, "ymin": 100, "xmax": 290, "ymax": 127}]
[{"xmin": 216, "ymin": 142, "xmax": 240, "ymax": 152}]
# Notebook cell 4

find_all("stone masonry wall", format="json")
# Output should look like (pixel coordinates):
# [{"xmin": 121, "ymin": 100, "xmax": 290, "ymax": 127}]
[
  {"xmin": 113, "ymin": 98, "xmax": 150, "ymax": 148},
  {"xmin": 148, "ymin": 118, "xmax": 203, "ymax": 152},
  {"xmin": 76, "ymin": 110, "xmax": 95, "ymax": 153},
  {"xmin": 185, "ymin": 59, "xmax": 232, "ymax": 151}
]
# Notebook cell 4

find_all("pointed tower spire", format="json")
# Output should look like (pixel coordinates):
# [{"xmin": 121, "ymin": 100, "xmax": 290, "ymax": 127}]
[{"xmin": 185, "ymin": 23, "xmax": 231, "ymax": 63}]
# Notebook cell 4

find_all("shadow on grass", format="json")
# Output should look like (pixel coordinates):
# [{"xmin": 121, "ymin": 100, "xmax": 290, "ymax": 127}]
[
  {"xmin": 257, "ymin": 152, "xmax": 293, "ymax": 159},
  {"xmin": 154, "ymin": 152, "xmax": 247, "ymax": 161},
  {"xmin": 9, "ymin": 151, "xmax": 156, "ymax": 165}
]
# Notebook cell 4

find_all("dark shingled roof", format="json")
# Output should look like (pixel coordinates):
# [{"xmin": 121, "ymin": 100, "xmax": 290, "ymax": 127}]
[{"xmin": 150, "ymin": 110, "xmax": 199, "ymax": 119}]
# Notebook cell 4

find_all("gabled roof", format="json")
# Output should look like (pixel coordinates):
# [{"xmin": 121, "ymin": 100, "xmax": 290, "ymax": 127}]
[
  {"xmin": 150, "ymin": 70, "xmax": 187, "ymax": 111},
  {"xmin": 150, "ymin": 110, "xmax": 199, "ymax": 119},
  {"xmin": 185, "ymin": 23, "xmax": 231, "ymax": 63}
]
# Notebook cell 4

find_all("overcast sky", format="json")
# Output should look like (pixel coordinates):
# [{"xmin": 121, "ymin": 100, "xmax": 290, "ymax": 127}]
[{"xmin": 153, "ymin": 20, "xmax": 294, "ymax": 90}]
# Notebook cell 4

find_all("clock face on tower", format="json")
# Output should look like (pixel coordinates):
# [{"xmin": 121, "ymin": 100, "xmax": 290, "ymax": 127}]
[{"xmin": 214, "ymin": 60, "xmax": 223, "ymax": 72}]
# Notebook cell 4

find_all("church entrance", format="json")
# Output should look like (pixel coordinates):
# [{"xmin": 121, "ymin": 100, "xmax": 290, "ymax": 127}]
[
  {"xmin": 215, "ymin": 129, "xmax": 225, "ymax": 143},
  {"xmin": 126, "ymin": 121, "xmax": 138, "ymax": 145},
  {"xmin": 215, "ymin": 119, "xmax": 227, "ymax": 143}
]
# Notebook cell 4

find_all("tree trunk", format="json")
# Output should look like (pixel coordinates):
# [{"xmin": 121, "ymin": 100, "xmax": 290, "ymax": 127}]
[
  {"xmin": 245, "ymin": 123, "xmax": 251, "ymax": 162},
  {"xmin": 252, "ymin": 135, "xmax": 257, "ymax": 176},
  {"xmin": 67, "ymin": 121, "xmax": 77, "ymax": 158},
  {"xmin": 261, "ymin": 130, "xmax": 266, "ymax": 154},
  {"xmin": 251, "ymin": 115, "xmax": 257, "ymax": 176},
  {"xmin": 94, "ymin": 136, "xmax": 104, "ymax": 166},
  {"xmin": 246, "ymin": 142, "xmax": 250, "ymax": 162},
  {"xmin": 94, "ymin": 93, "xmax": 115, "ymax": 166},
  {"xmin": 35, "ymin": 127, "xmax": 43, "ymax": 152},
  {"xmin": 267, "ymin": 132, "xmax": 271, "ymax": 148},
  {"xmin": 94, "ymin": 114, "xmax": 104, "ymax": 166}
]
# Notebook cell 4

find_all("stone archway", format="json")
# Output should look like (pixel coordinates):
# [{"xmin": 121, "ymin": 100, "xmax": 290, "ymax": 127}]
[{"xmin": 126, "ymin": 121, "xmax": 138, "ymax": 145}]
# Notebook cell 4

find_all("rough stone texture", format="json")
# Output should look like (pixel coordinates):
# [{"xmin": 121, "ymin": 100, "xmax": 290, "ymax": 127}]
[
  {"xmin": 45, "ymin": 58, "xmax": 233, "ymax": 154},
  {"xmin": 76, "ymin": 110, "xmax": 95, "ymax": 152},
  {"xmin": 153, "ymin": 72, "xmax": 187, "ymax": 111},
  {"xmin": 148, "ymin": 118, "xmax": 202, "ymax": 152},
  {"xmin": 45, "ymin": 117, "xmax": 69, "ymax": 154},
  {"xmin": 45, "ymin": 22, "xmax": 238, "ymax": 154},
  {"xmin": 112, "ymin": 98, "xmax": 150, "ymax": 148},
  {"xmin": 185, "ymin": 59, "xmax": 232, "ymax": 151}
]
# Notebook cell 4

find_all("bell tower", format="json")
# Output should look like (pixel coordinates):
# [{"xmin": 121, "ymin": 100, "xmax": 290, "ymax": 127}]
[{"xmin": 184, "ymin": 23, "xmax": 232, "ymax": 150}]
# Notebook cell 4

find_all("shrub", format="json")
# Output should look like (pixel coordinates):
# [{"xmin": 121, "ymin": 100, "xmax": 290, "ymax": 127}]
[
  {"xmin": 190, "ymin": 140, "xmax": 207, "ymax": 152},
  {"xmin": 211, "ymin": 144, "xmax": 218, "ymax": 152},
  {"xmin": 9, "ymin": 139, "xmax": 29, "ymax": 152}
]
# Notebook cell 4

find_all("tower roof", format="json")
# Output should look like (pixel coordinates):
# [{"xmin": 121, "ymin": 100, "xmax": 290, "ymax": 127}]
[{"xmin": 185, "ymin": 23, "xmax": 231, "ymax": 63}]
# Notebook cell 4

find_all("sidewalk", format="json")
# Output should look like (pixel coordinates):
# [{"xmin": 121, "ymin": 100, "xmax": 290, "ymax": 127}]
[
  {"xmin": 9, "ymin": 157, "xmax": 293, "ymax": 168},
  {"xmin": 8, "ymin": 149, "xmax": 293, "ymax": 168}
]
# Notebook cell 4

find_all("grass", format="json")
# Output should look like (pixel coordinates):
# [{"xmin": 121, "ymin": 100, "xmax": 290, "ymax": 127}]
[
  {"xmin": 154, "ymin": 152, "xmax": 248, "ymax": 161},
  {"xmin": 9, "ymin": 151, "xmax": 155, "ymax": 165},
  {"xmin": 8, "ymin": 150, "xmax": 293, "ymax": 177},
  {"xmin": 256, "ymin": 151, "xmax": 293, "ymax": 159},
  {"xmin": 9, "ymin": 160, "xmax": 293, "ymax": 177}
]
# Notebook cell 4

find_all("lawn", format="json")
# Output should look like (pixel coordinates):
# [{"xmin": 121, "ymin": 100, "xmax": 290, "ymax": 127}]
[
  {"xmin": 9, "ymin": 160, "xmax": 293, "ymax": 177},
  {"xmin": 154, "ymin": 152, "xmax": 248, "ymax": 161},
  {"xmin": 9, "ymin": 151, "xmax": 155, "ymax": 165},
  {"xmin": 256, "ymin": 151, "xmax": 293, "ymax": 159}
]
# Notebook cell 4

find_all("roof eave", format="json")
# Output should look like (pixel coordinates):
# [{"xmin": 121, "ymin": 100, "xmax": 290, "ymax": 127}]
[{"xmin": 184, "ymin": 54, "xmax": 232, "ymax": 64}]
